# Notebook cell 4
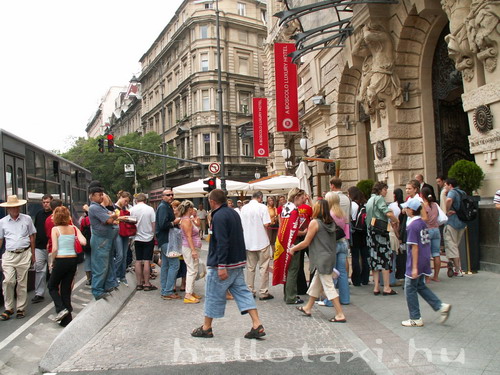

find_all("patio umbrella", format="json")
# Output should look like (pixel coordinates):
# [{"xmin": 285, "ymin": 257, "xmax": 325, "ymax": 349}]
[
  {"xmin": 249, "ymin": 175, "xmax": 300, "ymax": 195},
  {"xmin": 295, "ymin": 161, "xmax": 312, "ymax": 197},
  {"xmin": 173, "ymin": 178, "xmax": 249, "ymax": 198}
]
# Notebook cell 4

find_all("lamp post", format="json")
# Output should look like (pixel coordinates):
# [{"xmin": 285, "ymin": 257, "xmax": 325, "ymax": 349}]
[
  {"xmin": 282, "ymin": 130, "xmax": 309, "ymax": 172},
  {"xmin": 215, "ymin": 0, "xmax": 226, "ymax": 193}
]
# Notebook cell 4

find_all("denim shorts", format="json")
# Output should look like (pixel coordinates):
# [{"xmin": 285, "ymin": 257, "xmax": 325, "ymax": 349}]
[
  {"xmin": 204, "ymin": 267, "xmax": 256, "ymax": 319},
  {"xmin": 428, "ymin": 227, "xmax": 441, "ymax": 257}
]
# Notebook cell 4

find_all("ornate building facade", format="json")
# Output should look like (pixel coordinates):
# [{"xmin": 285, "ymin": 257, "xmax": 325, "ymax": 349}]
[
  {"xmin": 266, "ymin": 0, "xmax": 500, "ymax": 270},
  {"xmin": 113, "ymin": 0, "xmax": 269, "ymax": 189}
]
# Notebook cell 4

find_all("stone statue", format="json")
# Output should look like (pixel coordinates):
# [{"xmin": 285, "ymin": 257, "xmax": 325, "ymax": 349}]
[
  {"xmin": 353, "ymin": 23, "xmax": 403, "ymax": 116},
  {"xmin": 441, "ymin": 0, "xmax": 475, "ymax": 81},
  {"xmin": 466, "ymin": 0, "xmax": 500, "ymax": 72}
]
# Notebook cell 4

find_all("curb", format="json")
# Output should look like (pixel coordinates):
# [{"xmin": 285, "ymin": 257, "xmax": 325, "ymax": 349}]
[{"xmin": 39, "ymin": 273, "xmax": 136, "ymax": 373}]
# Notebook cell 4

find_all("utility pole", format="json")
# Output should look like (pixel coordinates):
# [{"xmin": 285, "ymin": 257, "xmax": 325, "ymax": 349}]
[{"xmin": 215, "ymin": 0, "xmax": 227, "ymax": 193}]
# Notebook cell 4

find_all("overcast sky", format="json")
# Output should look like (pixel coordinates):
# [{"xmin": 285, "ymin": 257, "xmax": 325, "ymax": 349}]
[{"xmin": 0, "ymin": 0, "xmax": 184, "ymax": 152}]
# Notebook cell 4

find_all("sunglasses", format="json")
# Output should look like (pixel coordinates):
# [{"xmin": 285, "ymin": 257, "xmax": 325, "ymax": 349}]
[{"xmin": 163, "ymin": 194, "xmax": 174, "ymax": 197}]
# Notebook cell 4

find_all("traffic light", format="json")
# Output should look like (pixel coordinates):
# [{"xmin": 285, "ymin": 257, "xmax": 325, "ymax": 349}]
[
  {"xmin": 203, "ymin": 177, "xmax": 217, "ymax": 192},
  {"xmin": 107, "ymin": 134, "xmax": 114, "ymax": 152},
  {"xmin": 98, "ymin": 138, "xmax": 104, "ymax": 153}
]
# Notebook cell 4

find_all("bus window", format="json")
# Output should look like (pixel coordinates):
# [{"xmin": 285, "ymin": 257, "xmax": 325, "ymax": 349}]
[
  {"xmin": 5, "ymin": 165, "xmax": 13, "ymax": 196},
  {"xmin": 17, "ymin": 167, "xmax": 24, "ymax": 198}
]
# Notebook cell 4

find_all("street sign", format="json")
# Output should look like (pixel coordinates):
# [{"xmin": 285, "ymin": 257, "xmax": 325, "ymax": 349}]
[
  {"xmin": 208, "ymin": 162, "xmax": 220, "ymax": 174},
  {"xmin": 124, "ymin": 164, "xmax": 135, "ymax": 172}
]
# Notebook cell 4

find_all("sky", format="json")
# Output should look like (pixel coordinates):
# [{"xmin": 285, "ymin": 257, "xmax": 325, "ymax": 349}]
[{"xmin": 0, "ymin": 0, "xmax": 184, "ymax": 153}]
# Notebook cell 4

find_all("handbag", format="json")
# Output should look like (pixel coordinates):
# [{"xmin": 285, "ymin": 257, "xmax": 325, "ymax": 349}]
[
  {"xmin": 166, "ymin": 227, "xmax": 182, "ymax": 258},
  {"xmin": 119, "ymin": 209, "xmax": 137, "ymax": 237},
  {"xmin": 335, "ymin": 226, "xmax": 346, "ymax": 240},
  {"xmin": 196, "ymin": 261, "xmax": 207, "ymax": 280},
  {"xmin": 73, "ymin": 226, "xmax": 83, "ymax": 254},
  {"xmin": 371, "ymin": 217, "xmax": 389, "ymax": 234},
  {"xmin": 436, "ymin": 204, "xmax": 448, "ymax": 225}
]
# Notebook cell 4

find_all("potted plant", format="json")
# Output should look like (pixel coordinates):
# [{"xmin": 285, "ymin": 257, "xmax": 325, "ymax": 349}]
[
  {"xmin": 447, "ymin": 159, "xmax": 485, "ymax": 272},
  {"xmin": 357, "ymin": 179, "xmax": 374, "ymax": 200}
]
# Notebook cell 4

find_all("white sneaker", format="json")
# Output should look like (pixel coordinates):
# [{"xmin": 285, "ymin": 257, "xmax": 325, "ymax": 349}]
[
  {"xmin": 439, "ymin": 303, "xmax": 452, "ymax": 324},
  {"xmin": 401, "ymin": 318, "xmax": 424, "ymax": 327},
  {"xmin": 55, "ymin": 308, "xmax": 69, "ymax": 322},
  {"xmin": 455, "ymin": 269, "xmax": 464, "ymax": 277},
  {"xmin": 318, "ymin": 300, "xmax": 326, "ymax": 306}
]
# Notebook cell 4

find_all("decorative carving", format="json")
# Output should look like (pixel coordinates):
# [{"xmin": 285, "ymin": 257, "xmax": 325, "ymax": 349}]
[
  {"xmin": 317, "ymin": 146, "xmax": 332, "ymax": 159},
  {"xmin": 352, "ymin": 23, "xmax": 403, "ymax": 116},
  {"xmin": 375, "ymin": 140, "xmax": 386, "ymax": 160},
  {"xmin": 473, "ymin": 105, "xmax": 494, "ymax": 133},
  {"xmin": 466, "ymin": 0, "xmax": 500, "ymax": 73},
  {"xmin": 324, "ymin": 162, "xmax": 336, "ymax": 176},
  {"xmin": 441, "ymin": 0, "xmax": 475, "ymax": 81}
]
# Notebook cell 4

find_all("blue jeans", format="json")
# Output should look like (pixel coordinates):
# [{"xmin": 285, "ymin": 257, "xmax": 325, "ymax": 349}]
[
  {"xmin": 336, "ymin": 239, "xmax": 350, "ymax": 305},
  {"xmin": 90, "ymin": 230, "xmax": 118, "ymax": 299},
  {"xmin": 404, "ymin": 275, "xmax": 442, "ymax": 319},
  {"xmin": 160, "ymin": 243, "xmax": 180, "ymax": 296},
  {"xmin": 204, "ymin": 267, "xmax": 256, "ymax": 318},
  {"xmin": 114, "ymin": 235, "xmax": 129, "ymax": 281},
  {"xmin": 428, "ymin": 228, "xmax": 441, "ymax": 257}
]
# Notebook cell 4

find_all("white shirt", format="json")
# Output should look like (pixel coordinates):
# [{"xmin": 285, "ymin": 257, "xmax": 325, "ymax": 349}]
[
  {"xmin": 0, "ymin": 213, "xmax": 36, "ymax": 250},
  {"xmin": 351, "ymin": 201, "xmax": 359, "ymax": 221},
  {"xmin": 388, "ymin": 201, "xmax": 401, "ymax": 218},
  {"xmin": 198, "ymin": 209, "xmax": 207, "ymax": 220},
  {"xmin": 240, "ymin": 199, "xmax": 271, "ymax": 251},
  {"xmin": 129, "ymin": 202, "xmax": 156, "ymax": 242},
  {"xmin": 332, "ymin": 191, "xmax": 351, "ymax": 222}
]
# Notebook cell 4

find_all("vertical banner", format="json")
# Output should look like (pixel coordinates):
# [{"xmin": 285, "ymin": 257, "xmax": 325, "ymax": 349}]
[
  {"xmin": 274, "ymin": 43, "xmax": 299, "ymax": 132},
  {"xmin": 252, "ymin": 98, "xmax": 269, "ymax": 158}
]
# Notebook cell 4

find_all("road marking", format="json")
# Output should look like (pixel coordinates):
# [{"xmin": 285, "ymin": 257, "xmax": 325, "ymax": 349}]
[{"xmin": 0, "ymin": 276, "xmax": 87, "ymax": 352}]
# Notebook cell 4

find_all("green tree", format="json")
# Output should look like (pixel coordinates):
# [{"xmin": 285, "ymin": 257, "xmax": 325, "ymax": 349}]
[{"xmin": 62, "ymin": 132, "xmax": 176, "ymax": 198}]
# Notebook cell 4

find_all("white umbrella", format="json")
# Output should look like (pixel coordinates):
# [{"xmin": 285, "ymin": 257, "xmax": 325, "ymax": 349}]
[
  {"xmin": 173, "ymin": 178, "xmax": 249, "ymax": 198},
  {"xmin": 295, "ymin": 161, "xmax": 312, "ymax": 197},
  {"xmin": 249, "ymin": 175, "xmax": 300, "ymax": 195}
]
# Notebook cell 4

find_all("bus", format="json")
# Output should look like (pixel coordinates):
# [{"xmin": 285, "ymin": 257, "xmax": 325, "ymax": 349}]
[{"xmin": 0, "ymin": 129, "xmax": 92, "ymax": 222}]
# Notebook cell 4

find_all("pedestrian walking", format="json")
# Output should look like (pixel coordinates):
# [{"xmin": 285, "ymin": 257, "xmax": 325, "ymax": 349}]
[
  {"xmin": 191, "ymin": 189, "xmax": 265, "ymax": 339},
  {"xmin": 32, "ymin": 194, "xmax": 53, "ymax": 304},
  {"xmin": 288, "ymin": 199, "xmax": 347, "ymax": 323},
  {"xmin": 48, "ymin": 206, "xmax": 86, "ymax": 326},
  {"xmin": 241, "ymin": 191, "xmax": 273, "ymax": 300},
  {"xmin": 0, "ymin": 195, "xmax": 36, "ymax": 321},
  {"xmin": 401, "ymin": 198, "xmax": 451, "ymax": 327}
]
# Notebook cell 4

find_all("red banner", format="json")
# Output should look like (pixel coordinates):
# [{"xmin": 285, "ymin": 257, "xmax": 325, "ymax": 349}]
[
  {"xmin": 252, "ymin": 98, "xmax": 269, "ymax": 158},
  {"xmin": 274, "ymin": 43, "xmax": 299, "ymax": 132}
]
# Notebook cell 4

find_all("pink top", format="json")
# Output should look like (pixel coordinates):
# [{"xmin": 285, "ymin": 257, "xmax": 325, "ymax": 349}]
[
  {"xmin": 181, "ymin": 217, "xmax": 202, "ymax": 248},
  {"xmin": 424, "ymin": 202, "xmax": 439, "ymax": 229},
  {"xmin": 331, "ymin": 212, "xmax": 350, "ymax": 240}
]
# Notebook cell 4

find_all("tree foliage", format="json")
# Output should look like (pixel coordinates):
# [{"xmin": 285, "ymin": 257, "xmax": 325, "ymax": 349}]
[
  {"xmin": 62, "ymin": 132, "xmax": 176, "ymax": 198},
  {"xmin": 356, "ymin": 179, "xmax": 375, "ymax": 200},
  {"xmin": 448, "ymin": 159, "xmax": 485, "ymax": 195}
]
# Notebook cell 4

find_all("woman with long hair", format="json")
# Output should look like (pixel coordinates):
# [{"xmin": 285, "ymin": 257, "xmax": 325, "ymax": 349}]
[
  {"xmin": 288, "ymin": 200, "xmax": 346, "ymax": 322},
  {"xmin": 421, "ymin": 186, "xmax": 442, "ymax": 281},
  {"xmin": 347, "ymin": 186, "xmax": 370, "ymax": 286},
  {"xmin": 388, "ymin": 188, "xmax": 405, "ymax": 285},
  {"xmin": 179, "ymin": 200, "xmax": 202, "ymax": 303},
  {"xmin": 115, "ymin": 191, "xmax": 133, "ymax": 286},
  {"xmin": 325, "ymin": 192, "xmax": 350, "ymax": 305},
  {"xmin": 49, "ymin": 206, "xmax": 86, "ymax": 326},
  {"xmin": 366, "ymin": 181, "xmax": 399, "ymax": 296}
]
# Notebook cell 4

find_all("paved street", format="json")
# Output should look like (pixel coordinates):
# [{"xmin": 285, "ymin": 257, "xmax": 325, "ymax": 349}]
[
  {"xmin": 50, "ymin": 241, "xmax": 500, "ymax": 375},
  {"xmin": 0, "ymin": 267, "xmax": 92, "ymax": 375}
]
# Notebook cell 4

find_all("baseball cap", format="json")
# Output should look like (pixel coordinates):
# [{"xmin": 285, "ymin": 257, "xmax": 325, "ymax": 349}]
[{"xmin": 401, "ymin": 197, "xmax": 422, "ymax": 211}]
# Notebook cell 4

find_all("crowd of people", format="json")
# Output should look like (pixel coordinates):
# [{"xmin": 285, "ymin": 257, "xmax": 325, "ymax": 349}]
[{"xmin": 1, "ymin": 174, "xmax": 495, "ymax": 335}]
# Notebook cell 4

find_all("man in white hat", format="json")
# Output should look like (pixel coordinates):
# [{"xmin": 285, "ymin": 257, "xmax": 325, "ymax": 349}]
[{"xmin": 0, "ymin": 195, "xmax": 36, "ymax": 320}]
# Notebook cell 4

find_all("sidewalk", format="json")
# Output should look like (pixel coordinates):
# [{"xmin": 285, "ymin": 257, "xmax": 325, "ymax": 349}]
[{"xmin": 52, "ymin": 242, "xmax": 500, "ymax": 374}]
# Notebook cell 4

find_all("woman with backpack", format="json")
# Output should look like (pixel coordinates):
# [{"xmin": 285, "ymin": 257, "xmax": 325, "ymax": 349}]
[
  {"xmin": 348, "ymin": 186, "xmax": 370, "ymax": 286},
  {"xmin": 115, "ymin": 191, "xmax": 135, "ymax": 286}
]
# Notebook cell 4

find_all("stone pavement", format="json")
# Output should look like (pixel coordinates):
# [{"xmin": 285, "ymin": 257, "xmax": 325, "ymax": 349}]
[{"xmin": 52, "ymin": 242, "xmax": 500, "ymax": 374}]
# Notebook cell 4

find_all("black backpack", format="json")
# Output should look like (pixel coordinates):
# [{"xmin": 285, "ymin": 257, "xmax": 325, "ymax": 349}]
[
  {"xmin": 352, "ymin": 204, "xmax": 367, "ymax": 233},
  {"xmin": 454, "ymin": 189, "xmax": 478, "ymax": 222}
]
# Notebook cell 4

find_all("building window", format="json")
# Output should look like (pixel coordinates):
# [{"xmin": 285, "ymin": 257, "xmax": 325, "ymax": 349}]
[
  {"xmin": 239, "ymin": 91, "xmax": 250, "ymax": 114},
  {"xmin": 202, "ymin": 90, "xmax": 210, "ymax": 111},
  {"xmin": 238, "ymin": 56, "xmax": 249, "ymax": 75},
  {"xmin": 205, "ymin": 2, "xmax": 213, "ymax": 9},
  {"xmin": 201, "ymin": 53, "xmax": 209, "ymax": 72},
  {"xmin": 193, "ymin": 91, "xmax": 198, "ymax": 112},
  {"xmin": 242, "ymin": 141, "xmax": 253, "ymax": 157},
  {"xmin": 237, "ymin": 2, "xmax": 246, "ymax": 16},
  {"xmin": 200, "ymin": 25, "xmax": 208, "ymax": 39},
  {"xmin": 203, "ymin": 133, "xmax": 210, "ymax": 156},
  {"xmin": 261, "ymin": 9, "xmax": 267, "ymax": 23}
]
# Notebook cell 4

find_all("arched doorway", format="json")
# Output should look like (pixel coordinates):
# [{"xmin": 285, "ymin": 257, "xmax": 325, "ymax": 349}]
[{"xmin": 432, "ymin": 26, "xmax": 473, "ymax": 177}]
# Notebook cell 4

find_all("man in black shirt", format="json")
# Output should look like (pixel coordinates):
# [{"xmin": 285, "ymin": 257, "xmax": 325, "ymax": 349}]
[{"xmin": 32, "ymin": 194, "xmax": 53, "ymax": 303}]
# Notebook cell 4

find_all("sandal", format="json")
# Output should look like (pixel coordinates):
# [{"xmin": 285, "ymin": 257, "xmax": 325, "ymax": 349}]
[
  {"xmin": 0, "ymin": 310, "xmax": 14, "ymax": 321},
  {"xmin": 136, "ymin": 285, "xmax": 144, "ymax": 291},
  {"xmin": 296, "ymin": 306, "xmax": 312, "ymax": 317},
  {"xmin": 143, "ymin": 285, "xmax": 158, "ymax": 291},
  {"xmin": 244, "ymin": 324, "xmax": 266, "ymax": 339},
  {"xmin": 16, "ymin": 310, "xmax": 26, "ymax": 319},
  {"xmin": 191, "ymin": 325, "xmax": 214, "ymax": 338},
  {"xmin": 329, "ymin": 317, "xmax": 347, "ymax": 323}
]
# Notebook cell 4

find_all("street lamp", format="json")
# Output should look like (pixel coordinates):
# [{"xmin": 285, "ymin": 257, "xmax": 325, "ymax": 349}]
[{"xmin": 282, "ymin": 129, "xmax": 309, "ymax": 172}]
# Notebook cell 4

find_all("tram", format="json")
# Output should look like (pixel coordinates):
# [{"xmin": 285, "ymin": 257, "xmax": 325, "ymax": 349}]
[{"xmin": 0, "ymin": 129, "xmax": 92, "ymax": 222}]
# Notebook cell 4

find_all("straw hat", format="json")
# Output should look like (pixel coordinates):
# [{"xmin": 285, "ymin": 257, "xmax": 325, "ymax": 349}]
[{"xmin": 0, "ymin": 195, "xmax": 27, "ymax": 207}]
